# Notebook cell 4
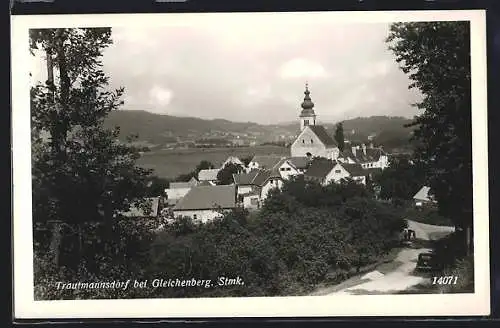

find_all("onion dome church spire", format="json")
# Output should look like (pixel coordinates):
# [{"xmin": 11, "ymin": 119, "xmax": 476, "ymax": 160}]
[{"xmin": 299, "ymin": 82, "xmax": 316, "ymax": 131}]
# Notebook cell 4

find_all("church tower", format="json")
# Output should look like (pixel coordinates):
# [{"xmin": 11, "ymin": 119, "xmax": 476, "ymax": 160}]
[{"xmin": 299, "ymin": 82, "xmax": 316, "ymax": 131}]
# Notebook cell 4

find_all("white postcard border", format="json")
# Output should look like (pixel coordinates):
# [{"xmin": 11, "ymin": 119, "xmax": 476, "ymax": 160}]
[{"xmin": 12, "ymin": 10, "xmax": 490, "ymax": 318}]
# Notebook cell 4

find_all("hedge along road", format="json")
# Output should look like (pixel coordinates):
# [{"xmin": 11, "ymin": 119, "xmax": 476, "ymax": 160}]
[{"xmin": 312, "ymin": 220, "xmax": 456, "ymax": 296}]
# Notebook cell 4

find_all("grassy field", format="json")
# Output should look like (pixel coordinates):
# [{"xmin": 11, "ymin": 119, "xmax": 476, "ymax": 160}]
[{"xmin": 137, "ymin": 145, "xmax": 290, "ymax": 179}]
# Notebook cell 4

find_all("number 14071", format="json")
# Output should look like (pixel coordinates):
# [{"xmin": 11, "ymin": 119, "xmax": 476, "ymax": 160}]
[{"xmin": 432, "ymin": 276, "xmax": 458, "ymax": 285}]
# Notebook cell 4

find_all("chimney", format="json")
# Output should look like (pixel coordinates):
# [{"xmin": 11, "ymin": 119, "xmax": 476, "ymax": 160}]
[
  {"xmin": 362, "ymin": 143, "xmax": 367, "ymax": 155},
  {"xmin": 351, "ymin": 146, "xmax": 356, "ymax": 156}
]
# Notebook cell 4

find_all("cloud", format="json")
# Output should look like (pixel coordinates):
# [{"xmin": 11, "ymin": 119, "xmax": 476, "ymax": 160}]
[
  {"xmin": 278, "ymin": 58, "xmax": 329, "ymax": 79},
  {"xmin": 30, "ymin": 17, "xmax": 422, "ymax": 124},
  {"xmin": 149, "ymin": 85, "xmax": 173, "ymax": 106}
]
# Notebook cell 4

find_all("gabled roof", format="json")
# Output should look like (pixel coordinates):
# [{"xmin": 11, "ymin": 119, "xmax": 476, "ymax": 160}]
[
  {"xmin": 341, "ymin": 146, "xmax": 386, "ymax": 164},
  {"xmin": 170, "ymin": 177, "xmax": 199, "ymax": 189},
  {"xmin": 173, "ymin": 185, "xmax": 237, "ymax": 211},
  {"xmin": 413, "ymin": 186, "xmax": 434, "ymax": 202},
  {"xmin": 223, "ymin": 156, "xmax": 244, "ymax": 167},
  {"xmin": 304, "ymin": 158, "xmax": 337, "ymax": 179},
  {"xmin": 340, "ymin": 163, "xmax": 366, "ymax": 177},
  {"xmin": 198, "ymin": 168, "xmax": 220, "ymax": 181},
  {"xmin": 249, "ymin": 155, "xmax": 285, "ymax": 169},
  {"xmin": 233, "ymin": 170, "xmax": 260, "ymax": 185},
  {"xmin": 122, "ymin": 197, "xmax": 160, "ymax": 218},
  {"xmin": 307, "ymin": 125, "xmax": 337, "ymax": 147}
]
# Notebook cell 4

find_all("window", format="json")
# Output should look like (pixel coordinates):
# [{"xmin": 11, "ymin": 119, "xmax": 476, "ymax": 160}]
[
  {"xmin": 302, "ymin": 139, "xmax": 305, "ymax": 144},
  {"xmin": 304, "ymin": 120, "xmax": 309, "ymax": 126},
  {"xmin": 335, "ymin": 169, "xmax": 341, "ymax": 173},
  {"xmin": 251, "ymin": 198, "xmax": 259, "ymax": 205},
  {"xmin": 280, "ymin": 168, "xmax": 285, "ymax": 171},
  {"xmin": 286, "ymin": 168, "xmax": 291, "ymax": 171},
  {"xmin": 269, "ymin": 179, "xmax": 274, "ymax": 184},
  {"xmin": 311, "ymin": 139, "xmax": 313, "ymax": 144},
  {"xmin": 193, "ymin": 214, "xmax": 197, "ymax": 220}
]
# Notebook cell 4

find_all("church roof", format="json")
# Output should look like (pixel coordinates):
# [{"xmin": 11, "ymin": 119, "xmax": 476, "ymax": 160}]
[{"xmin": 308, "ymin": 125, "xmax": 337, "ymax": 147}]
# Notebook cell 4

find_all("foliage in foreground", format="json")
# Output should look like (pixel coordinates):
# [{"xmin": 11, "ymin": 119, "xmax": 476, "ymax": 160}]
[{"xmin": 35, "ymin": 179, "xmax": 406, "ymax": 299}]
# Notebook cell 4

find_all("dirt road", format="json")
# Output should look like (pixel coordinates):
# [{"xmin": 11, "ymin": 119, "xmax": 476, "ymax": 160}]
[{"xmin": 313, "ymin": 220, "xmax": 455, "ymax": 295}]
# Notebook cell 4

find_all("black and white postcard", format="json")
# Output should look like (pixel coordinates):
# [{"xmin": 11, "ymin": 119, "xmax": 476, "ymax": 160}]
[{"xmin": 11, "ymin": 10, "xmax": 490, "ymax": 318}]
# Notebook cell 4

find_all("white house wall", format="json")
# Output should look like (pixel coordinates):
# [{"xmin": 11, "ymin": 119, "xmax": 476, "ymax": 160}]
[
  {"xmin": 278, "ymin": 162, "xmax": 300, "ymax": 180},
  {"xmin": 325, "ymin": 164, "xmax": 367, "ymax": 185},
  {"xmin": 237, "ymin": 185, "xmax": 253, "ymax": 195},
  {"xmin": 260, "ymin": 179, "xmax": 284, "ymax": 200},
  {"xmin": 173, "ymin": 209, "xmax": 228, "ymax": 224}
]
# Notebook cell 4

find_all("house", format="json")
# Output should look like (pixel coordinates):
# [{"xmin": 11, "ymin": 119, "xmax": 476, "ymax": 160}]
[
  {"xmin": 173, "ymin": 185, "xmax": 237, "ymax": 223},
  {"xmin": 253, "ymin": 168, "xmax": 284, "ymax": 200},
  {"xmin": 222, "ymin": 156, "xmax": 244, "ymax": 168},
  {"xmin": 304, "ymin": 158, "xmax": 337, "ymax": 186},
  {"xmin": 290, "ymin": 84, "xmax": 340, "ymax": 160},
  {"xmin": 197, "ymin": 168, "xmax": 220, "ymax": 183},
  {"xmin": 165, "ymin": 177, "xmax": 199, "ymax": 205},
  {"xmin": 121, "ymin": 197, "xmax": 162, "ymax": 218},
  {"xmin": 338, "ymin": 144, "xmax": 389, "ymax": 170},
  {"xmin": 275, "ymin": 156, "xmax": 311, "ymax": 180},
  {"xmin": 325, "ymin": 162, "xmax": 367, "ymax": 185},
  {"xmin": 413, "ymin": 186, "xmax": 437, "ymax": 207},
  {"xmin": 233, "ymin": 169, "xmax": 261, "ymax": 196},
  {"xmin": 233, "ymin": 167, "xmax": 284, "ymax": 202},
  {"xmin": 247, "ymin": 155, "xmax": 284, "ymax": 171},
  {"xmin": 304, "ymin": 159, "xmax": 367, "ymax": 186}
]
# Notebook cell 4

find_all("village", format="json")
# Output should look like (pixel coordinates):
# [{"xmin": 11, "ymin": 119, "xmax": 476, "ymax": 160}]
[{"xmin": 125, "ymin": 84, "xmax": 433, "ymax": 225}]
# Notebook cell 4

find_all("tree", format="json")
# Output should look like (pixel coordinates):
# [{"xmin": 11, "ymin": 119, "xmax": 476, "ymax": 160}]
[
  {"xmin": 241, "ymin": 155, "xmax": 254, "ymax": 167},
  {"xmin": 334, "ymin": 122, "xmax": 345, "ymax": 152},
  {"xmin": 30, "ymin": 28, "xmax": 153, "ymax": 289},
  {"xmin": 372, "ymin": 155, "xmax": 427, "ymax": 201},
  {"xmin": 386, "ymin": 22, "xmax": 472, "ymax": 253},
  {"xmin": 216, "ymin": 162, "xmax": 243, "ymax": 185}
]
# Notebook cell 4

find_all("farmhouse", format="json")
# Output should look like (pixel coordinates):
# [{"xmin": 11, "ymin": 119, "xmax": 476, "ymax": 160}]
[
  {"xmin": 290, "ymin": 84, "xmax": 340, "ymax": 160},
  {"xmin": 173, "ymin": 185, "xmax": 237, "ymax": 223},
  {"xmin": 304, "ymin": 159, "xmax": 368, "ymax": 186},
  {"xmin": 338, "ymin": 144, "xmax": 389, "ymax": 170},
  {"xmin": 275, "ymin": 156, "xmax": 311, "ymax": 180}
]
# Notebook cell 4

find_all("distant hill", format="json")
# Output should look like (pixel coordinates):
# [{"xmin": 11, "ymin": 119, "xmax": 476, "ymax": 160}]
[{"xmin": 103, "ymin": 110, "xmax": 416, "ymax": 152}]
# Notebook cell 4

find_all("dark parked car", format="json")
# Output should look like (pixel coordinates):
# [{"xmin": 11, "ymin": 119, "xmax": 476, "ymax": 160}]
[{"xmin": 415, "ymin": 252, "xmax": 442, "ymax": 272}]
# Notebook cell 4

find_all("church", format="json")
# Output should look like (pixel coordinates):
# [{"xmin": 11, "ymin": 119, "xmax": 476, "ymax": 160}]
[{"xmin": 290, "ymin": 84, "xmax": 340, "ymax": 160}]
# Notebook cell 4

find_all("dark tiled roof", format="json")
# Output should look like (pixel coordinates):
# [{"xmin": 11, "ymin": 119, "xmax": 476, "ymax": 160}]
[
  {"xmin": 341, "ymin": 163, "xmax": 366, "ymax": 177},
  {"xmin": 341, "ymin": 146, "xmax": 386, "ymax": 163},
  {"xmin": 233, "ymin": 170, "xmax": 260, "ymax": 185},
  {"xmin": 308, "ymin": 125, "xmax": 337, "ymax": 147},
  {"xmin": 287, "ymin": 156, "xmax": 312, "ymax": 170},
  {"xmin": 250, "ymin": 155, "xmax": 285, "ymax": 169},
  {"xmin": 173, "ymin": 185, "xmax": 236, "ymax": 211},
  {"xmin": 252, "ymin": 170, "xmax": 272, "ymax": 186},
  {"xmin": 304, "ymin": 158, "xmax": 337, "ymax": 179}
]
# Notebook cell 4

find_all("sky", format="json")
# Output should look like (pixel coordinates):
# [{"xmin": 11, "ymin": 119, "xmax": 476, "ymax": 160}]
[{"xmin": 30, "ymin": 14, "xmax": 422, "ymax": 125}]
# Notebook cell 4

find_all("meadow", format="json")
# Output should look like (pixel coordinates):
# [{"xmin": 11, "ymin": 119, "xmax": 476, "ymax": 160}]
[{"xmin": 137, "ymin": 145, "xmax": 290, "ymax": 179}]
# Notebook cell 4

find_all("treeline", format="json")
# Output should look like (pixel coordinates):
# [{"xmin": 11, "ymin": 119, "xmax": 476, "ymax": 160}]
[{"xmin": 36, "ymin": 178, "xmax": 406, "ymax": 300}]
